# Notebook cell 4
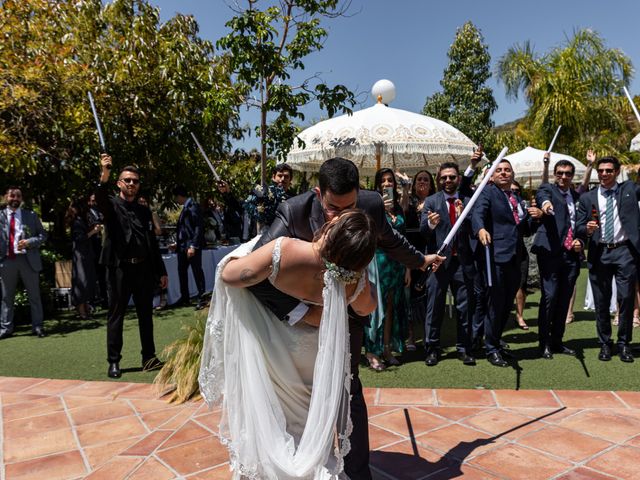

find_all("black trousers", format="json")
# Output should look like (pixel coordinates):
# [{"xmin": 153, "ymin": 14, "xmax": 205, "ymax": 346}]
[
  {"xmin": 589, "ymin": 244, "xmax": 638, "ymax": 347},
  {"xmin": 424, "ymin": 257, "xmax": 475, "ymax": 353},
  {"xmin": 344, "ymin": 317, "xmax": 372, "ymax": 480},
  {"xmin": 472, "ymin": 261, "xmax": 488, "ymax": 345},
  {"xmin": 177, "ymin": 249, "xmax": 205, "ymax": 302},
  {"xmin": 485, "ymin": 258, "xmax": 520, "ymax": 355},
  {"xmin": 537, "ymin": 251, "xmax": 580, "ymax": 350},
  {"xmin": 106, "ymin": 262, "xmax": 156, "ymax": 363}
]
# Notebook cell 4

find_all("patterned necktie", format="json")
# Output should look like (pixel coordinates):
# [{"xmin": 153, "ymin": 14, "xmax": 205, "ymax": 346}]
[
  {"xmin": 603, "ymin": 189, "xmax": 615, "ymax": 243},
  {"xmin": 8, "ymin": 212, "xmax": 16, "ymax": 259},
  {"xmin": 506, "ymin": 191, "xmax": 520, "ymax": 225},
  {"xmin": 562, "ymin": 192, "xmax": 573, "ymax": 251},
  {"xmin": 447, "ymin": 198, "xmax": 457, "ymax": 255}
]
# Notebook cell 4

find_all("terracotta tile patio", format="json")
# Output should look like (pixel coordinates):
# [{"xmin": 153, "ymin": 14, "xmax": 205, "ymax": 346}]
[{"xmin": 1, "ymin": 377, "xmax": 639, "ymax": 479}]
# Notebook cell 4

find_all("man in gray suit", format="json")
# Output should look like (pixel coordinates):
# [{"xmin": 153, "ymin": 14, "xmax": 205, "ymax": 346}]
[{"xmin": 0, "ymin": 186, "xmax": 47, "ymax": 339}]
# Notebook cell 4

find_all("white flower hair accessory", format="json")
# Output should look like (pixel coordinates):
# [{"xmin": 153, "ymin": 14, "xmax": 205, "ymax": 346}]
[{"xmin": 323, "ymin": 258, "xmax": 362, "ymax": 284}]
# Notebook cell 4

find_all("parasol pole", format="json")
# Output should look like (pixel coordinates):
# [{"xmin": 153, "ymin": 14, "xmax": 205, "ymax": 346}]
[
  {"xmin": 190, "ymin": 132, "xmax": 221, "ymax": 181},
  {"xmin": 88, "ymin": 92, "xmax": 108, "ymax": 166},
  {"xmin": 485, "ymin": 246, "xmax": 493, "ymax": 286},
  {"xmin": 547, "ymin": 125, "xmax": 562, "ymax": 153},
  {"xmin": 623, "ymin": 87, "xmax": 640, "ymax": 126},
  {"xmin": 437, "ymin": 146, "xmax": 509, "ymax": 251},
  {"xmin": 375, "ymin": 143, "xmax": 382, "ymax": 172},
  {"xmin": 416, "ymin": 146, "xmax": 509, "ymax": 288}
]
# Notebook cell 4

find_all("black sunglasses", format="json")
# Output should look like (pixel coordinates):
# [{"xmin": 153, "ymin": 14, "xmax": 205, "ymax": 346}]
[
  {"xmin": 597, "ymin": 168, "xmax": 615, "ymax": 174},
  {"xmin": 120, "ymin": 178, "xmax": 140, "ymax": 185},
  {"xmin": 555, "ymin": 171, "xmax": 574, "ymax": 177},
  {"xmin": 440, "ymin": 175, "xmax": 458, "ymax": 181}
]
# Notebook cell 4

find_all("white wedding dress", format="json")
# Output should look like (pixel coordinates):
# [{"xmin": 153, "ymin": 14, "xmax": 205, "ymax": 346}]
[{"xmin": 199, "ymin": 237, "xmax": 365, "ymax": 479}]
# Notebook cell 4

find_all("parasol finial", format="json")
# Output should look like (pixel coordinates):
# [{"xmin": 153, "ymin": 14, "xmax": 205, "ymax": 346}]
[{"xmin": 371, "ymin": 79, "xmax": 396, "ymax": 104}]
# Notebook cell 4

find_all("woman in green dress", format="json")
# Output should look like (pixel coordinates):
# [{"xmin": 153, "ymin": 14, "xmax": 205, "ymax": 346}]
[{"xmin": 365, "ymin": 168, "xmax": 411, "ymax": 371}]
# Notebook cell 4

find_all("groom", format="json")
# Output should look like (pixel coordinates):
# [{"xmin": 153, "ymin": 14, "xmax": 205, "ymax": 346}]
[{"xmin": 250, "ymin": 157, "xmax": 434, "ymax": 480}]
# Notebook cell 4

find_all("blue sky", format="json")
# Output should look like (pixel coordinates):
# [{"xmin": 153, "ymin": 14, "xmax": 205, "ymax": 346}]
[{"xmin": 151, "ymin": 0, "xmax": 640, "ymax": 149}]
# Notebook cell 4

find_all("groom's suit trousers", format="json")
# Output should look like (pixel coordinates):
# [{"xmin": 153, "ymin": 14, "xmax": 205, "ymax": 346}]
[{"xmin": 346, "ymin": 316, "xmax": 372, "ymax": 480}]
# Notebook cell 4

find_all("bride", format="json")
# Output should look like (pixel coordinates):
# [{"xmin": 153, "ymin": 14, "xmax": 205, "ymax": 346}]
[{"xmin": 199, "ymin": 209, "xmax": 379, "ymax": 479}]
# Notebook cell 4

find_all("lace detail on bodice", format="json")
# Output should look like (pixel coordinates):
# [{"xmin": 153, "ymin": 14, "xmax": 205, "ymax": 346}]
[
  {"xmin": 268, "ymin": 237, "xmax": 284, "ymax": 285},
  {"xmin": 347, "ymin": 274, "xmax": 367, "ymax": 304}
]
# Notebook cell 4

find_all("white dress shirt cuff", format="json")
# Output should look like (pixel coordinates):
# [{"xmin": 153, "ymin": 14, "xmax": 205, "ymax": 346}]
[
  {"xmin": 464, "ymin": 166, "xmax": 475, "ymax": 177},
  {"xmin": 286, "ymin": 302, "xmax": 310, "ymax": 326}
]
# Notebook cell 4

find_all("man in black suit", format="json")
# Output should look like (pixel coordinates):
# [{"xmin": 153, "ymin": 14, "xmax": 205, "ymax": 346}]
[
  {"xmin": 576, "ymin": 156, "xmax": 640, "ymax": 363},
  {"xmin": 421, "ymin": 162, "xmax": 476, "ymax": 366},
  {"xmin": 472, "ymin": 159, "xmax": 541, "ymax": 367},
  {"xmin": 533, "ymin": 154, "xmax": 583, "ymax": 359},
  {"xmin": 249, "ymin": 157, "xmax": 443, "ymax": 480},
  {"xmin": 172, "ymin": 186, "xmax": 207, "ymax": 310},
  {"xmin": 96, "ymin": 154, "xmax": 168, "ymax": 379}
]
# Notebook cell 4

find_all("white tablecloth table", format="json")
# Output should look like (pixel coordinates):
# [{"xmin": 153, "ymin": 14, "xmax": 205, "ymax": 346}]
[{"xmin": 158, "ymin": 246, "xmax": 238, "ymax": 306}]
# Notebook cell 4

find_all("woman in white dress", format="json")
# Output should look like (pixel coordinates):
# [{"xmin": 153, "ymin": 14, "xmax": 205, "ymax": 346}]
[{"xmin": 199, "ymin": 210, "xmax": 385, "ymax": 479}]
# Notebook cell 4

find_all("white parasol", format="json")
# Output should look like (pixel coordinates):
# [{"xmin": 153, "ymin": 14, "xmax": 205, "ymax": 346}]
[
  {"xmin": 501, "ymin": 146, "xmax": 597, "ymax": 188},
  {"xmin": 631, "ymin": 132, "xmax": 640, "ymax": 152},
  {"xmin": 287, "ymin": 80, "xmax": 479, "ymax": 176}
]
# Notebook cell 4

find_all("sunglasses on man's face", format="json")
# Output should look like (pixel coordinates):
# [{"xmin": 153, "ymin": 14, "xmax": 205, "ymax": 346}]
[
  {"xmin": 440, "ymin": 175, "xmax": 458, "ymax": 181},
  {"xmin": 120, "ymin": 177, "xmax": 140, "ymax": 185},
  {"xmin": 555, "ymin": 171, "xmax": 574, "ymax": 177},
  {"xmin": 597, "ymin": 168, "xmax": 615, "ymax": 174}
]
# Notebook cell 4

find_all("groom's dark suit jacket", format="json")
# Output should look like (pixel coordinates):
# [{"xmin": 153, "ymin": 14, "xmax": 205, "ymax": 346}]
[{"xmin": 248, "ymin": 190, "xmax": 424, "ymax": 322}]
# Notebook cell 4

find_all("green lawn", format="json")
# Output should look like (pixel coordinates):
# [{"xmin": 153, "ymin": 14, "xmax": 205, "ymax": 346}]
[{"xmin": 0, "ymin": 269, "xmax": 638, "ymax": 390}]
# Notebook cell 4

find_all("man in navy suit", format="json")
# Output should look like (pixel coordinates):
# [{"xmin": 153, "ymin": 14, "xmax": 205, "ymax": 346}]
[
  {"xmin": 421, "ymin": 162, "xmax": 476, "ymax": 366},
  {"xmin": 576, "ymin": 156, "xmax": 640, "ymax": 363},
  {"xmin": 472, "ymin": 159, "xmax": 541, "ymax": 367},
  {"xmin": 173, "ymin": 186, "xmax": 207, "ymax": 310},
  {"xmin": 534, "ymin": 154, "xmax": 584, "ymax": 359}
]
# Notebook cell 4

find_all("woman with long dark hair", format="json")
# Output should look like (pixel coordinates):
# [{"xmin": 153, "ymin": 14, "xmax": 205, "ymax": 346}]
[
  {"xmin": 364, "ymin": 168, "xmax": 411, "ymax": 370},
  {"xmin": 401, "ymin": 169, "xmax": 436, "ymax": 350},
  {"xmin": 65, "ymin": 197, "xmax": 101, "ymax": 319}
]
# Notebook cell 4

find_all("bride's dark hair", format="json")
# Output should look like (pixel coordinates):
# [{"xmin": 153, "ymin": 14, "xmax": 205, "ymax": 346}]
[{"xmin": 314, "ymin": 209, "xmax": 377, "ymax": 273}]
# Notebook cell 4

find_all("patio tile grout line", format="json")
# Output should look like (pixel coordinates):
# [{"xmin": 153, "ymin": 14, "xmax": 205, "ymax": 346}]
[
  {"xmin": 60, "ymin": 395, "xmax": 92, "ymax": 475},
  {"xmin": 610, "ymin": 390, "xmax": 630, "ymax": 409},
  {"xmin": 148, "ymin": 452, "xmax": 184, "ymax": 479},
  {"xmin": 125, "ymin": 398, "xmax": 152, "ymax": 435}
]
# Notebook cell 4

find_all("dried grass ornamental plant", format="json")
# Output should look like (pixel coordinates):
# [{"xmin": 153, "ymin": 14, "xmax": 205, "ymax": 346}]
[
  {"xmin": 244, "ymin": 183, "xmax": 287, "ymax": 226},
  {"xmin": 154, "ymin": 313, "xmax": 207, "ymax": 403}
]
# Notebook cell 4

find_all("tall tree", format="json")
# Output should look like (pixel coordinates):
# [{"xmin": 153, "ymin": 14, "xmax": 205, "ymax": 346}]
[
  {"xmin": 217, "ymin": 0, "xmax": 356, "ymax": 185},
  {"xmin": 496, "ymin": 29, "xmax": 634, "ymax": 158},
  {"xmin": 0, "ymin": 0, "xmax": 241, "ymax": 222},
  {"xmin": 423, "ymin": 21, "xmax": 497, "ymax": 150}
]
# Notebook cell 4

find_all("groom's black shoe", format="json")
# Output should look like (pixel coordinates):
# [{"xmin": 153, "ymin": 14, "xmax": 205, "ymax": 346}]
[{"xmin": 108, "ymin": 362, "xmax": 121, "ymax": 379}]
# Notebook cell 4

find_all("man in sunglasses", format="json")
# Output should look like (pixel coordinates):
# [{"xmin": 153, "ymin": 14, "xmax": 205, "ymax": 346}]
[
  {"xmin": 96, "ymin": 154, "xmax": 168, "ymax": 378},
  {"xmin": 421, "ymin": 162, "xmax": 477, "ymax": 367},
  {"xmin": 533, "ymin": 153, "xmax": 583, "ymax": 359},
  {"xmin": 576, "ymin": 155, "xmax": 640, "ymax": 363}
]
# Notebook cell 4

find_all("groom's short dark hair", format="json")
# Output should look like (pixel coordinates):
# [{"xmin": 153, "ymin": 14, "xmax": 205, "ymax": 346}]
[{"xmin": 318, "ymin": 158, "xmax": 360, "ymax": 195}]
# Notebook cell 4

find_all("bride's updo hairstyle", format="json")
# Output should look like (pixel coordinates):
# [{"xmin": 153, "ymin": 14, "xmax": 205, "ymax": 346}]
[{"xmin": 315, "ymin": 209, "xmax": 377, "ymax": 273}]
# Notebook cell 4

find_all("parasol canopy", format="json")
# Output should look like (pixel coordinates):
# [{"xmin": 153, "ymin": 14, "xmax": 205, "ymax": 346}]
[
  {"xmin": 287, "ymin": 80, "xmax": 479, "ymax": 176},
  {"xmin": 501, "ymin": 146, "xmax": 597, "ymax": 188},
  {"xmin": 631, "ymin": 132, "xmax": 640, "ymax": 152}
]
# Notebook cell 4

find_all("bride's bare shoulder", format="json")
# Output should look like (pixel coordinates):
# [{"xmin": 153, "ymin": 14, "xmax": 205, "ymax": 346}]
[{"xmin": 279, "ymin": 237, "xmax": 316, "ymax": 264}]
